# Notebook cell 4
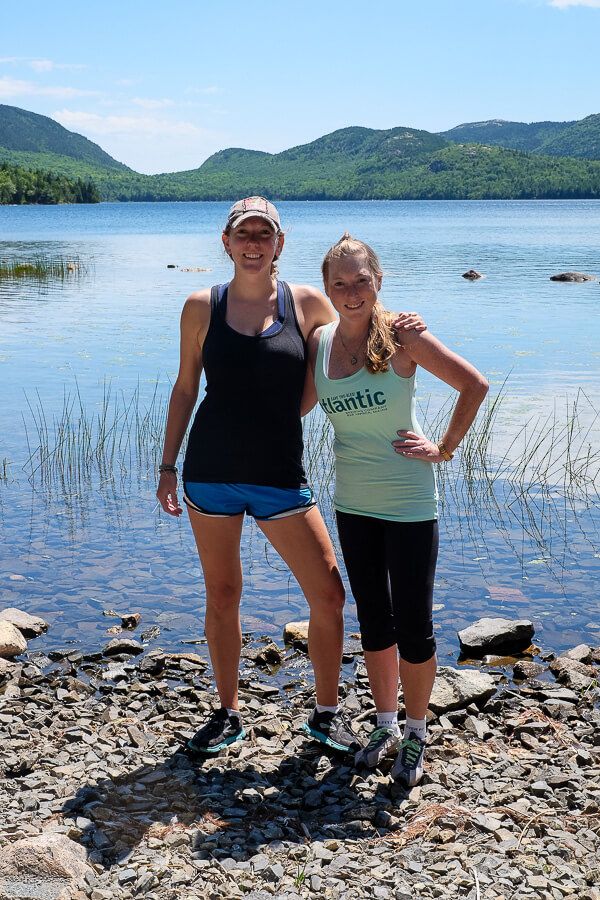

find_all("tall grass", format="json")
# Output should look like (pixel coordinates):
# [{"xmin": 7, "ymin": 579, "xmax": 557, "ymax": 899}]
[
  {"xmin": 0, "ymin": 256, "xmax": 86, "ymax": 280},
  {"xmin": 19, "ymin": 378, "xmax": 600, "ymax": 565},
  {"xmin": 23, "ymin": 379, "xmax": 167, "ymax": 489}
]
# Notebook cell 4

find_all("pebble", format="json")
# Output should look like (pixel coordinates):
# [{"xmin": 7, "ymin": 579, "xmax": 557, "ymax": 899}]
[{"xmin": 0, "ymin": 631, "xmax": 597, "ymax": 900}]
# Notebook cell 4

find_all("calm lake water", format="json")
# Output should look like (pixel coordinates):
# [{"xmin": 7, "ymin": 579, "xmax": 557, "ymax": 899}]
[{"xmin": 0, "ymin": 201, "xmax": 599, "ymax": 668}]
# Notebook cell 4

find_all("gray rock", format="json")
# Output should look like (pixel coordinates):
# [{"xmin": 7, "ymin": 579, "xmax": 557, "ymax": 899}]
[
  {"xmin": 282, "ymin": 621, "xmax": 309, "ymax": 650},
  {"xmin": 428, "ymin": 667, "xmax": 496, "ymax": 713},
  {"xmin": 462, "ymin": 269, "xmax": 484, "ymax": 280},
  {"xmin": 458, "ymin": 617, "xmax": 534, "ymax": 656},
  {"xmin": 0, "ymin": 620, "xmax": 27, "ymax": 658},
  {"xmin": 0, "ymin": 607, "xmax": 49, "ymax": 637},
  {"xmin": 102, "ymin": 638, "xmax": 144, "ymax": 656},
  {"xmin": 550, "ymin": 271, "xmax": 596, "ymax": 282},
  {"xmin": 0, "ymin": 657, "xmax": 17, "ymax": 682},
  {"xmin": 0, "ymin": 833, "xmax": 94, "ymax": 898},
  {"xmin": 563, "ymin": 643, "xmax": 594, "ymax": 663},
  {"xmin": 513, "ymin": 659, "xmax": 545, "ymax": 680}
]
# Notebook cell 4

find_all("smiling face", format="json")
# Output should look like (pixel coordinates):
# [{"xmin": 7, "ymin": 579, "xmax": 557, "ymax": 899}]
[
  {"xmin": 324, "ymin": 251, "xmax": 382, "ymax": 322},
  {"xmin": 222, "ymin": 216, "xmax": 284, "ymax": 274}
]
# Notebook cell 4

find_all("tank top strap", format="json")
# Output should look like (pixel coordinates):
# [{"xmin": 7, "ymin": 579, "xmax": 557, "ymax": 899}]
[
  {"xmin": 280, "ymin": 281, "xmax": 306, "ymax": 347},
  {"xmin": 210, "ymin": 284, "xmax": 221, "ymax": 316},
  {"xmin": 315, "ymin": 321, "xmax": 336, "ymax": 382}
]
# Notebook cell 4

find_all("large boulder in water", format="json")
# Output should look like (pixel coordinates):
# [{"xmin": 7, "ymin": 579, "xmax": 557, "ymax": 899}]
[
  {"xmin": 0, "ymin": 607, "xmax": 49, "ymax": 637},
  {"xmin": 462, "ymin": 269, "xmax": 484, "ymax": 280},
  {"xmin": 458, "ymin": 617, "xmax": 535, "ymax": 657},
  {"xmin": 550, "ymin": 272, "xmax": 596, "ymax": 282}
]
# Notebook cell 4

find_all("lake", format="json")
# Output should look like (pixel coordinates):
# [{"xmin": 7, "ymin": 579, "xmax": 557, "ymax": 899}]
[{"xmin": 0, "ymin": 200, "xmax": 599, "ymax": 668}]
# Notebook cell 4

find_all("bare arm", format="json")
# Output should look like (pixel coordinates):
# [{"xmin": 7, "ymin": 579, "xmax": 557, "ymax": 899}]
[
  {"xmin": 392, "ymin": 331, "xmax": 489, "ymax": 462},
  {"xmin": 300, "ymin": 326, "xmax": 323, "ymax": 417},
  {"xmin": 156, "ymin": 292, "xmax": 210, "ymax": 516}
]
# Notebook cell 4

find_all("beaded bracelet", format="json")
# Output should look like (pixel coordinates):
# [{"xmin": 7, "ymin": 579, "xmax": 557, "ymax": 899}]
[{"xmin": 158, "ymin": 464, "xmax": 178, "ymax": 475}]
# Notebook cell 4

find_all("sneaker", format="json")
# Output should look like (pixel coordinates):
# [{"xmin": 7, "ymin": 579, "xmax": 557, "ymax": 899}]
[
  {"xmin": 355, "ymin": 725, "xmax": 401, "ymax": 769},
  {"xmin": 303, "ymin": 708, "xmax": 362, "ymax": 754},
  {"xmin": 391, "ymin": 732, "xmax": 426, "ymax": 786},
  {"xmin": 186, "ymin": 708, "xmax": 245, "ymax": 754}
]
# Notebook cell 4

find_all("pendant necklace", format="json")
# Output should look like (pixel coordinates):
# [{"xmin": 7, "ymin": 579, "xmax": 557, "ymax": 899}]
[{"xmin": 337, "ymin": 327, "xmax": 366, "ymax": 366}]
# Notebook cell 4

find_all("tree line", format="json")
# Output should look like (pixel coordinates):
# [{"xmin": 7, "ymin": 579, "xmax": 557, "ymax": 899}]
[{"xmin": 0, "ymin": 163, "xmax": 100, "ymax": 204}]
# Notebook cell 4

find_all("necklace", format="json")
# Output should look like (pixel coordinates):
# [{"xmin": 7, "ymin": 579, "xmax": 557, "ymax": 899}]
[{"xmin": 337, "ymin": 327, "xmax": 367, "ymax": 366}]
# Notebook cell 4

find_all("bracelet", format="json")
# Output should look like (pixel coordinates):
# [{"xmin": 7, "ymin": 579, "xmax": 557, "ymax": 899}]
[
  {"xmin": 437, "ymin": 441, "xmax": 454, "ymax": 461},
  {"xmin": 158, "ymin": 464, "xmax": 178, "ymax": 475}
]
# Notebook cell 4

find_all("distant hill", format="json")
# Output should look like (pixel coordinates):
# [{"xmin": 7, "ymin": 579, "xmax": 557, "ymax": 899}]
[
  {"xmin": 440, "ymin": 114, "xmax": 600, "ymax": 160},
  {"xmin": 0, "ymin": 105, "xmax": 131, "ymax": 171},
  {"xmin": 2, "ymin": 104, "xmax": 600, "ymax": 202},
  {"xmin": 537, "ymin": 114, "xmax": 600, "ymax": 159},
  {"xmin": 439, "ymin": 119, "xmax": 572, "ymax": 152}
]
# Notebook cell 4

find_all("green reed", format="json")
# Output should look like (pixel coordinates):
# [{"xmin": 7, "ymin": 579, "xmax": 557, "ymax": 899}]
[
  {"xmin": 20, "ymin": 378, "xmax": 600, "ymax": 563},
  {"xmin": 0, "ymin": 256, "xmax": 87, "ymax": 280}
]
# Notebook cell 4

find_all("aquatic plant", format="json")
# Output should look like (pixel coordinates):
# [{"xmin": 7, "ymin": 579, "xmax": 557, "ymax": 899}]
[
  {"xmin": 19, "ymin": 378, "xmax": 600, "ymax": 575},
  {"xmin": 0, "ymin": 256, "xmax": 86, "ymax": 280}
]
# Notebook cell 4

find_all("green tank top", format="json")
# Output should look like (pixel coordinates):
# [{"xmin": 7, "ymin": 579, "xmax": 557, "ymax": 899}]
[{"xmin": 315, "ymin": 322, "xmax": 438, "ymax": 522}]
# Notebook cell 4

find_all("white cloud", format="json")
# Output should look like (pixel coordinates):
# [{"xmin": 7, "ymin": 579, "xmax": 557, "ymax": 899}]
[
  {"xmin": 29, "ymin": 59, "xmax": 86, "ymax": 72},
  {"xmin": 52, "ymin": 109, "xmax": 206, "ymax": 139},
  {"xmin": 131, "ymin": 97, "xmax": 175, "ymax": 110},
  {"xmin": 0, "ymin": 77, "xmax": 98, "ymax": 99},
  {"xmin": 51, "ymin": 109, "xmax": 227, "ymax": 173},
  {"xmin": 185, "ymin": 85, "xmax": 221, "ymax": 95},
  {"xmin": 549, "ymin": 0, "xmax": 600, "ymax": 6},
  {"xmin": 0, "ymin": 56, "xmax": 85, "ymax": 72}
]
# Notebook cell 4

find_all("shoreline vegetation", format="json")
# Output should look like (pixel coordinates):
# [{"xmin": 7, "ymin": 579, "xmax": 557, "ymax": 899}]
[
  {"xmin": 3, "ymin": 105, "xmax": 600, "ymax": 203},
  {"xmin": 12, "ymin": 378, "xmax": 599, "ymax": 580}
]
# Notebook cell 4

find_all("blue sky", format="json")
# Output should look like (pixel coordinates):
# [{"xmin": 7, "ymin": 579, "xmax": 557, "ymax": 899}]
[{"xmin": 1, "ymin": 0, "xmax": 599, "ymax": 174}]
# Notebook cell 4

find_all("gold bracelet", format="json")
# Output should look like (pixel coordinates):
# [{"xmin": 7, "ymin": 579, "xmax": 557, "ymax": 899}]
[{"xmin": 437, "ymin": 441, "xmax": 454, "ymax": 461}]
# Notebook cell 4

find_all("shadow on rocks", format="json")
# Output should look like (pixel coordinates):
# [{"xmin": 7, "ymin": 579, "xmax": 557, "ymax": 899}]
[{"xmin": 59, "ymin": 738, "xmax": 403, "ymax": 869}]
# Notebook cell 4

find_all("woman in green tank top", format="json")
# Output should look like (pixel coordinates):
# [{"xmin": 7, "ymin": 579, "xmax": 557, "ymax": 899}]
[{"xmin": 304, "ymin": 233, "xmax": 489, "ymax": 786}]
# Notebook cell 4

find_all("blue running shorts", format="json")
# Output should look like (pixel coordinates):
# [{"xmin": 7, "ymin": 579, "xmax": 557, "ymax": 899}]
[{"xmin": 183, "ymin": 482, "xmax": 316, "ymax": 521}]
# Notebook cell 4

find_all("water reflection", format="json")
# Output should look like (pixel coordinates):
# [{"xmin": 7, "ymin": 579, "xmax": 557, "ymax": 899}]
[{"xmin": 1, "ymin": 201, "xmax": 600, "ymax": 664}]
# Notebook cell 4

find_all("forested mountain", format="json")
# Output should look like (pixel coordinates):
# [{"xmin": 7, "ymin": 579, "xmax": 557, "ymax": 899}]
[
  {"xmin": 439, "ymin": 119, "xmax": 572, "ymax": 152},
  {"xmin": 439, "ymin": 114, "xmax": 600, "ymax": 159},
  {"xmin": 0, "ymin": 105, "xmax": 130, "ymax": 170},
  {"xmin": 2, "ymin": 104, "xmax": 600, "ymax": 202}
]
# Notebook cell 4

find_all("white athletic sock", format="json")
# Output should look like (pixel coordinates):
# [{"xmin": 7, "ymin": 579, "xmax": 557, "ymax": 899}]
[
  {"xmin": 404, "ymin": 716, "xmax": 427, "ymax": 741},
  {"xmin": 316, "ymin": 704, "xmax": 339, "ymax": 715},
  {"xmin": 377, "ymin": 711, "xmax": 400, "ymax": 731},
  {"xmin": 225, "ymin": 707, "xmax": 241, "ymax": 720}
]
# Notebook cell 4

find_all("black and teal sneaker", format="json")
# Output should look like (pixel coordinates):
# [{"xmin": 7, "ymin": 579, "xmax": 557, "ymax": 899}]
[
  {"xmin": 187, "ymin": 708, "xmax": 245, "ymax": 754},
  {"xmin": 391, "ymin": 732, "xmax": 426, "ymax": 786},
  {"xmin": 303, "ymin": 708, "xmax": 362, "ymax": 754},
  {"xmin": 355, "ymin": 725, "xmax": 401, "ymax": 769}
]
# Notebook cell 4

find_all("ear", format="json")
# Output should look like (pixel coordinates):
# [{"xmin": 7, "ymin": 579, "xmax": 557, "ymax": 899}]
[
  {"xmin": 222, "ymin": 231, "xmax": 232, "ymax": 258},
  {"xmin": 376, "ymin": 274, "xmax": 383, "ymax": 291},
  {"xmin": 276, "ymin": 232, "xmax": 285, "ymax": 254}
]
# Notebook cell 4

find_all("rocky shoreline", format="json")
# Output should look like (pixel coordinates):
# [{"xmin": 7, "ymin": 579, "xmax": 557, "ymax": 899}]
[{"xmin": 1, "ymin": 611, "xmax": 599, "ymax": 900}]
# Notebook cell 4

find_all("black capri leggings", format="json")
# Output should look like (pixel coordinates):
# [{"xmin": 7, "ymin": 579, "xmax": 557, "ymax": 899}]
[{"xmin": 336, "ymin": 511, "xmax": 439, "ymax": 663}]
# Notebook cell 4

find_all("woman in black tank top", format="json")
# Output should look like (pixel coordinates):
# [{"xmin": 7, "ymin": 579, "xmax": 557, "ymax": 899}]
[{"xmin": 155, "ymin": 197, "xmax": 360, "ymax": 754}]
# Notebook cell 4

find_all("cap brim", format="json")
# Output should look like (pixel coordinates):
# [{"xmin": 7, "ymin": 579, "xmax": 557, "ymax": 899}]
[{"xmin": 229, "ymin": 211, "xmax": 279, "ymax": 231}]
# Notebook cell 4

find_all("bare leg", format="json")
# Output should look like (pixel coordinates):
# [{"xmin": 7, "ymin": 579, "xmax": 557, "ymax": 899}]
[
  {"xmin": 258, "ymin": 507, "xmax": 344, "ymax": 707},
  {"xmin": 187, "ymin": 509, "xmax": 244, "ymax": 710},
  {"xmin": 364, "ymin": 646, "xmax": 400, "ymax": 712},
  {"xmin": 399, "ymin": 654, "xmax": 437, "ymax": 720}
]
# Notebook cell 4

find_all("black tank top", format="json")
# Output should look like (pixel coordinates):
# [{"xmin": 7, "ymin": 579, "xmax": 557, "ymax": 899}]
[{"xmin": 183, "ymin": 281, "xmax": 307, "ymax": 487}]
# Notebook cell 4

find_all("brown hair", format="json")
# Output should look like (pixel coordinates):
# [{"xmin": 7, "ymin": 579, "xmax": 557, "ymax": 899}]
[
  {"xmin": 223, "ymin": 221, "xmax": 282, "ymax": 279},
  {"xmin": 321, "ymin": 233, "xmax": 400, "ymax": 374}
]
